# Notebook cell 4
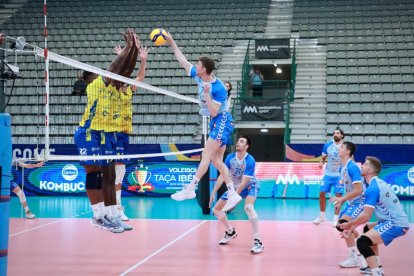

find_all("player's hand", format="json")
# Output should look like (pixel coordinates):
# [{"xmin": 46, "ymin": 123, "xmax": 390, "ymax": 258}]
[
  {"xmin": 339, "ymin": 221, "xmax": 351, "ymax": 231},
  {"xmin": 209, "ymin": 194, "xmax": 215, "ymax": 208},
  {"xmin": 165, "ymin": 32, "xmax": 174, "ymax": 46},
  {"xmin": 132, "ymin": 31, "xmax": 141, "ymax": 50},
  {"xmin": 36, "ymin": 161, "xmax": 45, "ymax": 167},
  {"xmin": 318, "ymin": 161, "xmax": 324, "ymax": 169},
  {"xmin": 139, "ymin": 45, "xmax": 149, "ymax": 61},
  {"xmin": 340, "ymin": 230, "xmax": 351, "ymax": 239},
  {"xmin": 113, "ymin": 44, "xmax": 122, "ymax": 55}
]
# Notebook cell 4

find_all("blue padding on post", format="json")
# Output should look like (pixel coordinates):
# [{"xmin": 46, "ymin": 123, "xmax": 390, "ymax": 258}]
[{"xmin": 0, "ymin": 113, "xmax": 12, "ymax": 276}]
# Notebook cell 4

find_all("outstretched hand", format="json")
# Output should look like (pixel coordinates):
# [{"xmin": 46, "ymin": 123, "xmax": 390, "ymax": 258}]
[
  {"xmin": 139, "ymin": 45, "xmax": 149, "ymax": 61},
  {"xmin": 113, "ymin": 44, "xmax": 122, "ymax": 55}
]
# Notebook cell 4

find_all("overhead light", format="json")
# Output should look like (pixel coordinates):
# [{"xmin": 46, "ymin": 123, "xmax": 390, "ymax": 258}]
[
  {"xmin": 273, "ymin": 63, "xmax": 278, "ymax": 67},
  {"xmin": 276, "ymin": 68, "xmax": 282, "ymax": 74},
  {"xmin": 260, "ymin": 128, "xmax": 268, "ymax": 133}
]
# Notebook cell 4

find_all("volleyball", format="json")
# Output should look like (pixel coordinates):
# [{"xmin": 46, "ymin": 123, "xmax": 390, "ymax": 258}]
[{"xmin": 150, "ymin": 28, "xmax": 168, "ymax": 46}]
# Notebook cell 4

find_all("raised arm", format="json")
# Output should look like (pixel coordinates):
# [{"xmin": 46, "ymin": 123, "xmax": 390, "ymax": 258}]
[
  {"xmin": 16, "ymin": 161, "xmax": 45, "ymax": 169},
  {"xmin": 166, "ymin": 33, "xmax": 192, "ymax": 74},
  {"xmin": 131, "ymin": 45, "xmax": 149, "ymax": 92}
]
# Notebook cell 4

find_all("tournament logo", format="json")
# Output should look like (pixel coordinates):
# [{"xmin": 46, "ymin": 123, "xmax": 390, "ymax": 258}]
[
  {"xmin": 62, "ymin": 164, "xmax": 78, "ymax": 181},
  {"xmin": 407, "ymin": 167, "xmax": 414, "ymax": 184},
  {"xmin": 129, "ymin": 163, "xmax": 154, "ymax": 192}
]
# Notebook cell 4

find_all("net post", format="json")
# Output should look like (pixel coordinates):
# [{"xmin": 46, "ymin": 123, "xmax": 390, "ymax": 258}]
[{"xmin": 0, "ymin": 113, "xmax": 12, "ymax": 275}]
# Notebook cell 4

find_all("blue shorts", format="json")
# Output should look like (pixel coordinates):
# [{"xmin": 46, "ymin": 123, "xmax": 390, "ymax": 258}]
[
  {"xmin": 320, "ymin": 175, "xmax": 342, "ymax": 194},
  {"xmin": 10, "ymin": 180, "xmax": 19, "ymax": 191},
  {"xmin": 220, "ymin": 180, "xmax": 260, "ymax": 201},
  {"xmin": 374, "ymin": 221, "xmax": 409, "ymax": 246},
  {"xmin": 209, "ymin": 112, "xmax": 234, "ymax": 147},
  {"xmin": 115, "ymin": 132, "xmax": 129, "ymax": 155},
  {"xmin": 74, "ymin": 127, "xmax": 103, "ymax": 165},
  {"xmin": 339, "ymin": 201, "xmax": 361, "ymax": 219}
]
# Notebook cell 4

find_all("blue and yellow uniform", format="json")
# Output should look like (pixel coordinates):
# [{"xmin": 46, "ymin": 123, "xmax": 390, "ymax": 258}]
[
  {"xmin": 189, "ymin": 66, "xmax": 234, "ymax": 146},
  {"xmin": 74, "ymin": 76, "xmax": 115, "ymax": 165}
]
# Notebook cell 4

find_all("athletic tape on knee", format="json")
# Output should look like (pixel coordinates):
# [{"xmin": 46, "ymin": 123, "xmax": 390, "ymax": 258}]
[
  {"xmin": 214, "ymin": 209, "xmax": 226, "ymax": 220},
  {"xmin": 115, "ymin": 164, "xmax": 126, "ymax": 184},
  {"xmin": 336, "ymin": 219, "xmax": 348, "ymax": 232},
  {"xmin": 357, "ymin": 235, "xmax": 375, "ymax": 258},
  {"xmin": 86, "ymin": 171, "xmax": 102, "ymax": 190},
  {"xmin": 244, "ymin": 204, "xmax": 258, "ymax": 220},
  {"xmin": 16, "ymin": 190, "xmax": 26, "ymax": 204}
]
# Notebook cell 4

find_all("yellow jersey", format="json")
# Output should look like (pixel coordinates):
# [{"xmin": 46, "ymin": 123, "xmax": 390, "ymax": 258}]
[
  {"xmin": 79, "ymin": 76, "xmax": 112, "ymax": 131},
  {"xmin": 103, "ymin": 85, "xmax": 133, "ymax": 134}
]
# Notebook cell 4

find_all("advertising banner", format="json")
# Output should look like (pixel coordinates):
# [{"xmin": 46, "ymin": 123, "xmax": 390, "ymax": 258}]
[
  {"xmin": 241, "ymin": 98, "xmax": 284, "ymax": 121},
  {"xmin": 11, "ymin": 161, "xmax": 414, "ymax": 199},
  {"xmin": 255, "ymin": 38, "xmax": 290, "ymax": 59}
]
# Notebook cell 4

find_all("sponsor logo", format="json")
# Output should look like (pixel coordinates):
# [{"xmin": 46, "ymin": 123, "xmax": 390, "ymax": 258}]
[
  {"xmin": 243, "ymin": 106, "xmax": 258, "ymax": 113},
  {"xmin": 275, "ymin": 175, "xmax": 300, "ymax": 185},
  {"xmin": 62, "ymin": 164, "xmax": 78, "ymax": 181},
  {"xmin": 256, "ymin": 45, "xmax": 269, "ymax": 52}
]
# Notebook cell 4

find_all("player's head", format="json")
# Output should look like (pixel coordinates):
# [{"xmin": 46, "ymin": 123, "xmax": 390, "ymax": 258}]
[
  {"xmin": 197, "ymin": 56, "xmax": 215, "ymax": 75},
  {"xmin": 83, "ymin": 71, "xmax": 97, "ymax": 84},
  {"xmin": 339, "ymin": 141, "xmax": 355, "ymax": 158},
  {"xmin": 224, "ymin": 81, "xmax": 232, "ymax": 92},
  {"xmin": 333, "ymin": 127, "xmax": 344, "ymax": 142},
  {"xmin": 236, "ymin": 135, "xmax": 251, "ymax": 152},
  {"xmin": 362, "ymin": 156, "xmax": 382, "ymax": 176}
]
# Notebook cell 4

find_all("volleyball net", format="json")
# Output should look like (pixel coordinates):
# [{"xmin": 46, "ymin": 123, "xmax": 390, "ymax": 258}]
[{"xmin": 3, "ymin": 37, "xmax": 206, "ymax": 163}]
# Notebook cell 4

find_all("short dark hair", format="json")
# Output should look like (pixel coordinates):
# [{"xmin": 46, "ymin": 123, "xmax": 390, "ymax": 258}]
[
  {"xmin": 366, "ymin": 156, "xmax": 382, "ymax": 174},
  {"xmin": 198, "ymin": 56, "xmax": 215, "ymax": 75},
  {"xmin": 343, "ymin": 141, "xmax": 356, "ymax": 157},
  {"xmin": 239, "ymin": 135, "xmax": 251, "ymax": 150},
  {"xmin": 334, "ymin": 127, "xmax": 345, "ymax": 139}
]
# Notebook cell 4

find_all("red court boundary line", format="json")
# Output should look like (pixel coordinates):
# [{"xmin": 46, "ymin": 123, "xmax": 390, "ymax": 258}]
[{"xmin": 119, "ymin": 220, "xmax": 208, "ymax": 275}]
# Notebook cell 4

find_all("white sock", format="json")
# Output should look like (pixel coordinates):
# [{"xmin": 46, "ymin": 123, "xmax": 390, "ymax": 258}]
[
  {"xmin": 187, "ymin": 176, "xmax": 199, "ymax": 190},
  {"xmin": 91, "ymin": 203, "xmax": 100, "ymax": 218},
  {"xmin": 249, "ymin": 217, "xmax": 260, "ymax": 239},
  {"xmin": 320, "ymin": 212, "xmax": 326, "ymax": 218},
  {"xmin": 376, "ymin": 256, "xmax": 381, "ymax": 266},
  {"xmin": 105, "ymin": 206, "xmax": 112, "ymax": 218},
  {"xmin": 215, "ymin": 210, "xmax": 232, "ymax": 232},
  {"xmin": 111, "ymin": 205, "xmax": 119, "ymax": 218},
  {"xmin": 348, "ymin": 246, "xmax": 357, "ymax": 258},
  {"xmin": 226, "ymin": 182, "xmax": 235, "ymax": 193},
  {"xmin": 333, "ymin": 214, "xmax": 339, "ymax": 221},
  {"xmin": 359, "ymin": 255, "xmax": 368, "ymax": 268},
  {"xmin": 24, "ymin": 206, "xmax": 29, "ymax": 212},
  {"xmin": 98, "ymin": 202, "xmax": 106, "ymax": 217},
  {"xmin": 116, "ymin": 190, "xmax": 121, "ymax": 207}
]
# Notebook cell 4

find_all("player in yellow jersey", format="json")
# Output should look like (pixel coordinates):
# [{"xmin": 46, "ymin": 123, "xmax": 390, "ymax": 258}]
[
  {"xmin": 74, "ymin": 28, "xmax": 140, "ymax": 233},
  {"xmin": 111, "ymin": 43, "xmax": 149, "ymax": 221}
]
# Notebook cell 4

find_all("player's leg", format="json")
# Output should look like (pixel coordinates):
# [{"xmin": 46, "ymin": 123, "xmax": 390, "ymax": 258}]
[
  {"xmin": 115, "ymin": 132, "xmax": 129, "ymax": 221},
  {"xmin": 313, "ymin": 175, "xmax": 331, "ymax": 224},
  {"xmin": 337, "ymin": 208, "xmax": 360, "ymax": 268},
  {"xmin": 332, "ymin": 175, "xmax": 342, "ymax": 226},
  {"xmin": 359, "ymin": 223, "xmax": 382, "ymax": 274},
  {"xmin": 213, "ymin": 193, "xmax": 238, "ymax": 245},
  {"xmin": 244, "ymin": 182, "xmax": 263, "ymax": 253},
  {"xmin": 171, "ymin": 137, "xmax": 222, "ymax": 201},
  {"xmin": 11, "ymin": 184, "xmax": 35, "ymax": 219}
]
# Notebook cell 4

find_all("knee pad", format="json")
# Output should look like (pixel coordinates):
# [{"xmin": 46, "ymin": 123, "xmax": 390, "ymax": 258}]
[
  {"xmin": 363, "ymin": 224, "xmax": 370, "ymax": 233},
  {"xmin": 244, "ymin": 204, "xmax": 258, "ymax": 220},
  {"xmin": 336, "ymin": 219, "xmax": 349, "ymax": 232},
  {"xmin": 357, "ymin": 235, "xmax": 374, "ymax": 258},
  {"xmin": 115, "ymin": 164, "xmax": 126, "ymax": 184},
  {"xmin": 85, "ymin": 171, "xmax": 102, "ymax": 190}
]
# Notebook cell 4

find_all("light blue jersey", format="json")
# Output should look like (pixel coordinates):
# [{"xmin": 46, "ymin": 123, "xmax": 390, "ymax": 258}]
[
  {"xmin": 322, "ymin": 140, "xmax": 341, "ymax": 177},
  {"xmin": 361, "ymin": 177, "xmax": 409, "ymax": 227},
  {"xmin": 189, "ymin": 66, "xmax": 229, "ymax": 116},
  {"xmin": 339, "ymin": 159, "xmax": 364, "ymax": 204},
  {"xmin": 225, "ymin": 152, "xmax": 259, "ymax": 190}
]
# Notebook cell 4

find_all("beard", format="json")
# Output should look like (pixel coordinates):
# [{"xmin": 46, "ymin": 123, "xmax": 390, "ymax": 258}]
[{"xmin": 333, "ymin": 136, "xmax": 341, "ymax": 142}]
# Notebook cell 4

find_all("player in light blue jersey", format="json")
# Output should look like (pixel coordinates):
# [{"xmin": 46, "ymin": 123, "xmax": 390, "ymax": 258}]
[
  {"xmin": 313, "ymin": 128, "xmax": 344, "ymax": 226},
  {"xmin": 340, "ymin": 156, "xmax": 409, "ymax": 276},
  {"xmin": 209, "ymin": 136, "xmax": 263, "ymax": 254},
  {"xmin": 329, "ymin": 141, "xmax": 365, "ymax": 268},
  {"xmin": 167, "ymin": 33, "xmax": 241, "ymax": 211}
]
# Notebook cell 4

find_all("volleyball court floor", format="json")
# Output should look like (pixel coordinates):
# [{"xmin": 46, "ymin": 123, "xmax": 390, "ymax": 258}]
[{"xmin": 8, "ymin": 197, "xmax": 414, "ymax": 275}]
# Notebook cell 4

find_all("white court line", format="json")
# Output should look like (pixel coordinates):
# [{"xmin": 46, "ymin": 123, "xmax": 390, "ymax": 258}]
[
  {"xmin": 119, "ymin": 220, "xmax": 208, "ymax": 276},
  {"xmin": 9, "ymin": 211, "xmax": 91, "ymax": 237}
]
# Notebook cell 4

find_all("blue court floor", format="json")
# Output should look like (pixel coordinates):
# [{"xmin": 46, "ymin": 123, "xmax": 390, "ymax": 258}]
[{"xmin": 9, "ymin": 196, "xmax": 414, "ymax": 222}]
